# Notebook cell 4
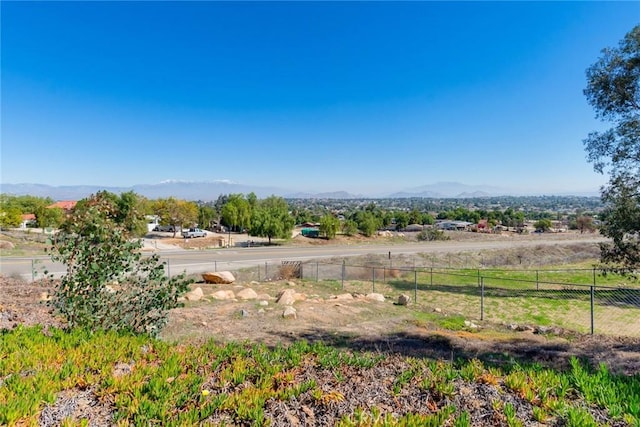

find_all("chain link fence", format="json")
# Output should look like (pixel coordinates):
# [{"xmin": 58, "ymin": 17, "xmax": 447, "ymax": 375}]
[{"xmin": 292, "ymin": 260, "xmax": 639, "ymax": 338}]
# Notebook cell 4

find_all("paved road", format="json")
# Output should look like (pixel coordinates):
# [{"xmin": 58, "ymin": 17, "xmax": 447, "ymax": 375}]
[{"xmin": 0, "ymin": 235, "xmax": 605, "ymax": 282}]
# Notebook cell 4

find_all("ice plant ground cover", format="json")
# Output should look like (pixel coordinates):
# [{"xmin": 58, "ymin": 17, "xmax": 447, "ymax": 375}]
[{"xmin": 1, "ymin": 326, "xmax": 639, "ymax": 426}]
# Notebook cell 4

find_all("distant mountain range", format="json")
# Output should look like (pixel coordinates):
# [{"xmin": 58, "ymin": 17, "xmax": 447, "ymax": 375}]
[
  {"xmin": 385, "ymin": 182, "xmax": 505, "ymax": 198},
  {"xmin": 0, "ymin": 181, "xmax": 599, "ymax": 201}
]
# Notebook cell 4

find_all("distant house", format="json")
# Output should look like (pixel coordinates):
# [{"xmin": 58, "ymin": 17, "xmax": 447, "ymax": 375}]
[
  {"xmin": 300, "ymin": 222, "xmax": 320, "ymax": 228},
  {"xmin": 435, "ymin": 220, "xmax": 472, "ymax": 231},
  {"xmin": 47, "ymin": 200, "xmax": 77, "ymax": 212},
  {"xmin": 20, "ymin": 214, "xmax": 36, "ymax": 229}
]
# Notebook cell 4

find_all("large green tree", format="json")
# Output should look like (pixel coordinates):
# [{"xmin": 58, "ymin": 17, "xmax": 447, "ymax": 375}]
[
  {"xmin": 583, "ymin": 25, "xmax": 640, "ymax": 271},
  {"xmin": 34, "ymin": 206, "xmax": 64, "ymax": 230},
  {"xmin": 0, "ymin": 194, "xmax": 53, "ymax": 214},
  {"xmin": 221, "ymin": 194, "xmax": 252, "ymax": 232},
  {"xmin": 319, "ymin": 214, "xmax": 340, "ymax": 239},
  {"xmin": 249, "ymin": 196, "xmax": 294, "ymax": 244},
  {"xmin": 198, "ymin": 205, "xmax": 216, "ymax": 231},
  {"xmin": 0, "ymin": 206, "xmax": 22, "ymax": 228},
  {"xmin": 153, "ymin": 197, "xmax": 199, "ymax": 237}
]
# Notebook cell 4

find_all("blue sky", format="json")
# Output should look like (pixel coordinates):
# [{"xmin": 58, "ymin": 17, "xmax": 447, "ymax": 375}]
[{"xmin": 2, "ymin": 2, "xmax": 638, "ymax": 196}]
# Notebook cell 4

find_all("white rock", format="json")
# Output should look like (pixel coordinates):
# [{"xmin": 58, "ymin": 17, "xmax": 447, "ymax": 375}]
[
  {"xmin": 259, "ymin": 300, "xmax": 269, "ymax": 306},
  {"xmin": 250, "ymin": 281, "xmax": 260, "ymax": 286},
  {"xmin": 282, "ymin": 306, "xmax": 297, "ymax": 319},
  {"xmin": 366, "ymin": 293, "xmax": 385, "ymax": 302},
  {"xmin": 464, "ymin": 320, "xmax": 479, "ymax": 329},
  {"xmin": 185, "ymin": 287, "xmax": 204, "ymax": 301},
  {"xmin": 333, "ymin": 293, "xmax": 354, "ymax": 301},
  {"xmin": 236, "ymin": 288, "xmax": 258, "ymax": 300}
]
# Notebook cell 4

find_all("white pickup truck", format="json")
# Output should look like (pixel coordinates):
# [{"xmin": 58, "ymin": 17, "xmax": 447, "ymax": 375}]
[{"xmin": 181, "ymin": 228, "xmax": 207, "ymax": 238}]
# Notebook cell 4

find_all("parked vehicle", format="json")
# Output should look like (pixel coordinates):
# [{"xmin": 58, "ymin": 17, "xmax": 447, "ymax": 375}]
[
  {"xmin": 153, "ymin": 225, "xmax": 177, "ymax": 232},
  {"xmin": 181, "ymin": 228, "xmax": 207, "ymax": 238}
]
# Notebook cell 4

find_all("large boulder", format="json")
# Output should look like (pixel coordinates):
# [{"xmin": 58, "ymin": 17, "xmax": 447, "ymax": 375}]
[
  {"xmin": 276, "ymin": 289, "xmax": 297, "ymax": 305},
  {"xmin": 202, "ymin": 271, "xmax": 236, "ymax": 284},
  {"xmin": 185, "ymin": 287, "xmax": 204, "ymax": 301},
  {"xmin": 366, "ymin": 293, "xmax": 385, "ymax": 302},
  {"xmin": 276, "ymin": 289, "xmax": 306, "ymax": 305},
  {"xmin": 211, "ymin": 290, "xmax": 235, "ymax": 300},
  {"xmin": 237, "ymin": 288, "xmax": 258, "ymax": 300}
]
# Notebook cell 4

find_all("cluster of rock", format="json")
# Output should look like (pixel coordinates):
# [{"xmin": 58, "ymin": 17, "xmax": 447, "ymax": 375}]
[{"xmin": 175, "ymin": 271, "xmax": 405, "ymax": 320}]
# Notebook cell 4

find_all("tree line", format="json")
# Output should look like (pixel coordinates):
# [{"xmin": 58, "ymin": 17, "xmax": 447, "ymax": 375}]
[{"xmin": 1, "ymin": 190, "xmax": 600, "ymax": 241}]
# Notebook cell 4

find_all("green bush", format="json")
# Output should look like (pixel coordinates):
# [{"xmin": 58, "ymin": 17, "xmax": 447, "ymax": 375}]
[
  {"xmin": 417, "ymin": 228, "xmax": 450, "ymax": 241},
  {"xmin": 47, "ymin": 192, "xmax": 191, "ymax": 336}
]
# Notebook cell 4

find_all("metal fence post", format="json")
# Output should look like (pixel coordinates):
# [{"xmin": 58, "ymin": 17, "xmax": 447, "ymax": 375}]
[
  {"xmin": 341, "ymin": 260, "xmax": 345, "ymax": 289},
  {"xmin": 536, "ymin": 270, "xmax": 539, "ymax": 291},
  {"xmin": 480, "ymin": 276, "xmax": 485, "ymax": 321},
  {"xmin": 32, "ymin": 259, "xmax": 35, "ymax": 282},
  {"xmin": 383, "ymin": 267, "xmax": 386, "ymax": 283},
  {"xmin": 591, "ymin": 267, "xmax": 596, "ymax": 335},
  {"xmin": 316, "ymin": 262, "xmax": 319, "ymax": 282},
  {"xmin": 214, "ymin": 260, "xmax": 217, "ymax": 272},
  {"xmin": 590, "ymin": 285, "xmax": 595, "ymax": 335},
  {"xmin": 430, "ymin": 267, "xmax": 433, "ymax": 287},
  {"xmin": 265, "ymin": 261, "xmax": 268, "ymax": 280},
  {"xmin": 414, "ymin": 270, "xmax": 418, "ymax": 303},
  {"xmin": 372, "ymin": 267, "xmax": 375, "ymax": 292},
  {"xmin": 167, "ymin": 259, "xmax": 171, "ymax": 278}
]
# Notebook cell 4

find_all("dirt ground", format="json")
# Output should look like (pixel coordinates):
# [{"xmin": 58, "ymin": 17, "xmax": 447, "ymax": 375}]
[{"xmin": 2, "ymin": 273, "xmax": 639, "ymax": 376}]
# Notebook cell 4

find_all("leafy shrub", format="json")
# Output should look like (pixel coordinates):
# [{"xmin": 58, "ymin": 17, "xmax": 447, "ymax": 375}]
[
  {"xmin": 47, "ymin": 192, "xmax": 191, "ymax": 336},
  {"xmin": 417, "ymin": 228, "xmax": 450, "ymax": 241}
]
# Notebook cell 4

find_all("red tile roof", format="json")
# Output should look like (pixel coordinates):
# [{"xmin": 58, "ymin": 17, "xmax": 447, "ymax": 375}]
[
  {"xmin": 21, "ymin": 214, "xmax": 36, "ymax": 221},
  {"xmin": 47, "ymin": 201, "xmax": 77, "ymax": 210}
]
